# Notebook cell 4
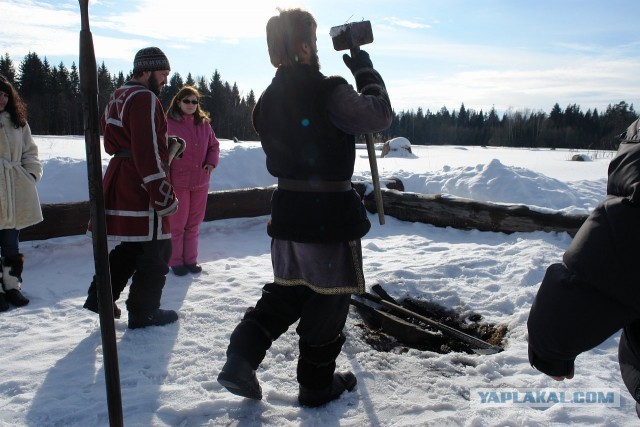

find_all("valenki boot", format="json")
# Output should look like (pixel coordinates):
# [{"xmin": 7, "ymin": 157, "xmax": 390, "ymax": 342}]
[
  {"xmin": 2, "ymin": 254, "xmax": 29, "ymax": 307},
  {"xmin": 83, "ymin": 278, "xmax": 122, "ymax": 318},
  {"xmin": 0, "ymin": 268, "xmax": 8, "ymax": 312},
  {"xmin": 217, "ymin": 354, "xmax": 262, "ymax": 400},
  {"xmin": 0, "ymin": 292, "xmax": 9, "ymax": 312},
  {"xmin": 128, "ymin": 308, "xmax": 178, "ymax": 329},
  {"xmin": 297, "ymin": 333, "xmax": 357, "ymax": 407},
  {"xmin": 217, "ymin": 313, "xmax": 280, "ymax": 400}
]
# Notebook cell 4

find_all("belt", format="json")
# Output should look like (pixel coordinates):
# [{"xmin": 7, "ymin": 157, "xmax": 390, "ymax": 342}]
[
  {"xmin": 277, "ymin": 178, "xmax": 352, "ymax": 192},
  {"xmin": 114, "ymin": 149, "xmax": 131, "ymax": 158}
]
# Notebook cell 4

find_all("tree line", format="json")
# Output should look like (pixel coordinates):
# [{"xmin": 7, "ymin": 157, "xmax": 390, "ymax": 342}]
[
  {"xmin": 1, "ymin": 51, "xmax": 637, "ymax": 149},
  {"xmin": 0, "ymin": 52, "xmax": 258, "ymax": 141},
  {"xmin": 389, "ymin": 101, "xmax": 637, "ymax": 150}
]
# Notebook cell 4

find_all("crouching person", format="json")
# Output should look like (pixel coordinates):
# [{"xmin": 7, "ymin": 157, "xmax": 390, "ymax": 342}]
[
  {"xmin": 528, "ymin": 117, "xmax": 640, "ymax": 417},
  {"xmin": 217, "ymin": 8, "xmax": 392, "ymax": 406},
  {"xmin": 0, "ymin": 75, "xmax": 43, "ymax": 310}
]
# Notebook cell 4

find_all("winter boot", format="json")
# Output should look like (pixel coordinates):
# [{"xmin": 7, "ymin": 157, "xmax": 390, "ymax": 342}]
[
  {"xmin": 5, "ymin": 288, "xmax": 29, "ymax": 307},
  {"xmin": 217, "ymin": 354, "xmax": 263, "ymax": 400},
  {"xmin": 128, "ymin": 308, "xmax": 178, "ymax": 329},
  {"xmin": 0, "ymin": 292, "xmax": 9, "ymax": 312},
  {"xmin": 83, "ymin": 279, "xmax": 121, "ymax": 318},
  {"xmin": 298, "ymin": 371, "xmax": 357, "ymax": 407},
  {"xmin": 217, "ymin": 307, "xmax": 286, "ymax": 400},
  {"xmin": 171, "ymin": 265, "xmax": 189, "ymax": 276},
  {"xmin": 2, "ymin": 254, "xmax": 29, "ymax": 307},
  {"xmin": 185, "ymin": 263, "xmax": 202, "ymax": 274},
  {"xmin": 297, "ymin": 333, "xmax": 357, "ymax": 407}
]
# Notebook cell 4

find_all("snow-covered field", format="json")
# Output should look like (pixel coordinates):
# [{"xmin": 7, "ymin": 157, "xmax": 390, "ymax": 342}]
[{"xmin": 2, "ymin": 136, "xmax": 634, "ymax": 426}]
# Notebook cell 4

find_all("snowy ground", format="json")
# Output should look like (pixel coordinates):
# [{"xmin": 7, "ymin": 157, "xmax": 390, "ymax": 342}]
[{"xmin": 2, "ymin": 136, "xmax": 635, "ymax": 426}]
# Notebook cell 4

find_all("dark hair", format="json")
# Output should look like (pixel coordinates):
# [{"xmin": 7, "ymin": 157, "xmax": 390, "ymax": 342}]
[
  {"xmin": 0, "ymin": 75, "xmax": 27, "ymax": 128},
  {"xmin": 167, "ymin": 86, "xmax": 210, "ymax": 125},
  {"xmin": 266, "ymin": 8, "xmax": 317, "ymax": 67}
]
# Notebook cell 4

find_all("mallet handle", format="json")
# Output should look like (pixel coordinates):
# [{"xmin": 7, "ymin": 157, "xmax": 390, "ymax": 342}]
[{"xmin": 350, "ymin": 47, "xmax": 385, "ymax": 225}]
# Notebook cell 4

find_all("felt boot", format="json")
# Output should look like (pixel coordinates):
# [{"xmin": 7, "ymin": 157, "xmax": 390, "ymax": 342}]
[
  {"xmin": 217, "ymin": 313, "xmax": 279, "ymax": 400},
  {"xmin": 2, "ymin": 254, "xmax": 29, "ymax": 307},
  {"xmin": 297, "ymin": 333, "xmax": 356, "ymax": 407},
  {"xmin": 217, "ymin": 354, "xmax": 262, "ymax": 400},
  {"xmin": 0, "ymin": 292, "xmax": 9, "ymax": 312},
  {"xmin": 298, "ymin": 371, "xmax": 357, "ymax": 407},
  {"xmin": 128, "ymin": 308, "xmax": 178, "ymax": 329},
  {"xmin": 83, "ymin": 281, "xmax": 122, "ymax": 319}
]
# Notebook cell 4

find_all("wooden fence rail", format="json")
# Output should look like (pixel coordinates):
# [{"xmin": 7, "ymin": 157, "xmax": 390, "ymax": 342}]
[{"xmin": 20, "ymin": 178, "xmax": 588, "ymax": 241}]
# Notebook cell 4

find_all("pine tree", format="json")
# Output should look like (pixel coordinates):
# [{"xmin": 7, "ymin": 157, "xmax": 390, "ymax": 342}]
[
  {"xmin": 0, "ymin": 53, "xmax": 17, "ymax": 83},
  {"xmin": 97, "ymin": 62, "xmax": 113, "ymax": 118}
]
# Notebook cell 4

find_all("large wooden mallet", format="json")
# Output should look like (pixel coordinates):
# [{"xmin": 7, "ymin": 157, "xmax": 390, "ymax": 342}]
[{"xmin": 330, "ymin": 21, "xmax": 385, "ymax": 225}]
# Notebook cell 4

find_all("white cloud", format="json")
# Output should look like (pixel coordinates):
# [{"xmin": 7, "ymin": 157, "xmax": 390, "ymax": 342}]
[
  {"xmin": 92, "ymin": 0, "xmax": 301, "ymax": 43},
  {"xmin": 2, "ymin": 0, "xmax": 639, "ymax": 113},
  {"xmin": 389, "ymin": 55, "xmax": 640, "ymax": 113},
  {"xmin": 383, "ymin": 17, "xmax": 431, "ymax": 30}
]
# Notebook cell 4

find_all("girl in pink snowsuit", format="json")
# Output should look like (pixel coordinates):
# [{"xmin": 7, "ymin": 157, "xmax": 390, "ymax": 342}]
[{"xmin": 166, "ymin": 86, "xmax": 220, "ymax": 276}]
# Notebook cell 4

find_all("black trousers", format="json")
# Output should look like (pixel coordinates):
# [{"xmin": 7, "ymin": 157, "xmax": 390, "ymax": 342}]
[
  {"xmin": 226, "ymin": 282, "xmax": 351, "ymax": 388},
  {"xmin": 108, "ymin": 239, "xmax": 171, "ymax": 314},
  {"xmin": 255, "ymin": 282, "xmax": 351, "ymax": 345}
]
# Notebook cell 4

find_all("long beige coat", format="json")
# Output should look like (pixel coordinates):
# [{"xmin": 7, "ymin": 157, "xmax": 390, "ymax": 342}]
[{"xmin": 0, "ymin": 112, "xmax": 43, "ymax": 230}]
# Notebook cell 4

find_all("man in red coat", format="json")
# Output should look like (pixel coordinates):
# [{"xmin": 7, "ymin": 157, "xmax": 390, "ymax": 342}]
[{"xmin": 83, "ymin": 47, "xmax": 179, "ymax": 329}]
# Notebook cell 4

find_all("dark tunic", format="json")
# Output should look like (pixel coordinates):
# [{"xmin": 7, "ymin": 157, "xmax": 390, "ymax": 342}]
[{"xmin": 253, "ymin": 63, "xmax": 391, "ymax": 294}]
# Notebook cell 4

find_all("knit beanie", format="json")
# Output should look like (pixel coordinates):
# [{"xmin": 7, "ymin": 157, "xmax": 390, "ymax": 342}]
[{"xmin": 133, "ymin": 47, "xmax": 170, "ymax": 74}]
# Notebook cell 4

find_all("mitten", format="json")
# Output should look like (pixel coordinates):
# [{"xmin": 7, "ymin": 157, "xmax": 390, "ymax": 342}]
[
  {"xmin": 168, "ymin": 136, "xmax": 186, "ymax": 165},
  {"xmin": 342, "ymin": 50, "xmax": 374, "ymax": 74},
  {"xmin": 342, "ymin": 50, "xmax": 389, "ymax": 100}
]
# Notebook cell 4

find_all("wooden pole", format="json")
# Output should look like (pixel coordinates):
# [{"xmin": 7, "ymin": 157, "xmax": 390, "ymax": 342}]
[
  {"xmin": 351, "ymin": 45, "xmax": 385, "ymax": 225},
  {"xmin": 78, "ymin": 1, "xmax": 123, "ymax": 425}
]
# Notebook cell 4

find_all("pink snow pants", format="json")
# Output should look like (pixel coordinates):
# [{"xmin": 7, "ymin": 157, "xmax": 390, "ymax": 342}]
[{"xmin": 169, "ymin": 186, "xmax": 209, "ymax": 267}]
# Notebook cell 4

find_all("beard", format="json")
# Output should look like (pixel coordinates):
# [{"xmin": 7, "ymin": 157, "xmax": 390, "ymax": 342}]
[
  {"xmin": 148, "ymin": 73, "xmax": 163, "ymax": 96},
  {"xmin": 310, "ymin": 49, "xmax": 321, "ymax": 70}
]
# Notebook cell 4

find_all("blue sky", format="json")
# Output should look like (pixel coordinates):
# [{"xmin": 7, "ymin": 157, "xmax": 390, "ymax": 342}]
[{"xmin": 2, "ymin": 0, "xmax": 640, "ymax": 115}]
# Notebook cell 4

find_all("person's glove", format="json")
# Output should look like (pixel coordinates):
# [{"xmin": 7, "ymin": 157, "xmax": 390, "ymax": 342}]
[
  {"xmin": 168, "ymin": 136, "xmax": 186, "ymax": 165},
  {"xmin": 342, "ymin": 50, "xmax": 388, "ymax": 101},
  {"xmin": 342, "ymin": 49, "xmax": 374, "ymax": 75}
]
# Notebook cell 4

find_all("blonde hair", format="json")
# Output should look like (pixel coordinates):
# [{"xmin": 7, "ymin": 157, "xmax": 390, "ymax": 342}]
[
  {"xmin": 266, "ymin": 8, "xmax": 317, "ymax": 67},
  {"xmin": 167, "ymin": 86, "xmax": 210, "ymax": 125}
]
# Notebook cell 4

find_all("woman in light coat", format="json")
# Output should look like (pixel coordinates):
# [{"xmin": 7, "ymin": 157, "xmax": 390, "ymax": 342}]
[
  {"xmin": 166, "ymin": 86, "xmax": 220, "ymax": 276},
  {"xmin": 0, "ymin": 75, "xmax": 43, "ymax": 310}
]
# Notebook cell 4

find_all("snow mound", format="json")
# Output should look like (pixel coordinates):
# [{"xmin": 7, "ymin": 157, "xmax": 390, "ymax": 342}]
[
  {"xmin": 422, "ymin": 158, "xmax": 596, "ymax": 213},
  {"xmin": 382, "ymin": 137, "xmax": 416, "ymax": 158}
]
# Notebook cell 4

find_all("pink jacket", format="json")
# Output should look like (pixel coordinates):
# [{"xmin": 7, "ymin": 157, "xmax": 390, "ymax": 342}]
[{"xmin": 167, "ymin": 115, "xmax": 220, "ymax": 190}]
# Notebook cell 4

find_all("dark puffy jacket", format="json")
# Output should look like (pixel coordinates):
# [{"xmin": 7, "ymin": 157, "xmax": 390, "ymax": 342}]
[{"xmin": 528, "ymin": 118, "xmax": 640, "ymax": 404}]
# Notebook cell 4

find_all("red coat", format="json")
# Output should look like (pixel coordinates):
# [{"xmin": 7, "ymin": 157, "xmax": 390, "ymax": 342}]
[{"xmin": 93, "ymin": 82, "xmax": 178, "ymax": 242}]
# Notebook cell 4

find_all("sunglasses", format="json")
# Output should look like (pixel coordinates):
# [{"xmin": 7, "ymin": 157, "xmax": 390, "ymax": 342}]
[{"xmin": 181, "ymin": 99, "xmax": 199, "ymax": 105}]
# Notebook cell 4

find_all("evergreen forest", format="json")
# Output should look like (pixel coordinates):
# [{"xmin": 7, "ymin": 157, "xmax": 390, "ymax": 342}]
[{"xmin": 1, "ymin": 52, "xmax": 637, "ymax": 150}]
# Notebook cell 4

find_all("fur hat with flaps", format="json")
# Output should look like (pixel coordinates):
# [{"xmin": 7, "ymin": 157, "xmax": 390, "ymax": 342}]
[{"xmin": 133, "ymin": 47, "xmax": 170, "ymax": 74}]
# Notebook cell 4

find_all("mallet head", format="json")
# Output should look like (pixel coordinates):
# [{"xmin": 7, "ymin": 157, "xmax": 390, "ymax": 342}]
[{"xmin": 330, "ymin": 21, "xmax": 373, "ymax": 51}]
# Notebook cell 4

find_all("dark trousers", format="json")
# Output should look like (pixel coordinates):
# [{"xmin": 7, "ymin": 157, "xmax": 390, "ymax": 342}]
[
  {"xmin": 99, "ymin": 239, "xmax": 171, "ymax": 314},
  {"xmin": 0, "ymin": 229, "xmax": 20, "ymax": 257},
  {"xmin": 226, "ymin": 282, "xmax": 351, "ymax": 389}
]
